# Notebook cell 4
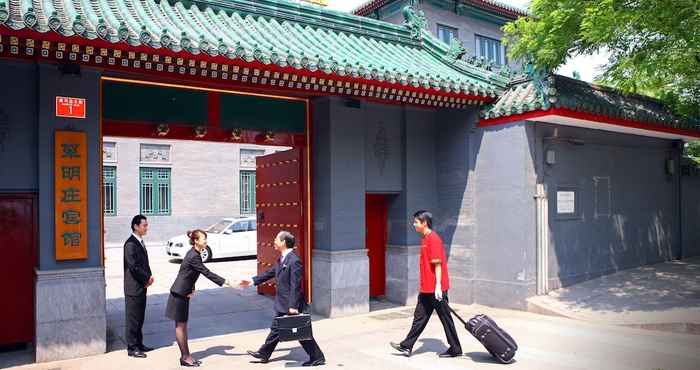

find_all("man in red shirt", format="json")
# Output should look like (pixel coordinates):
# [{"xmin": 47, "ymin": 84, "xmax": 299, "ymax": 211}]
[{"xmin": 390, "ymin": 210, "xmax": 462, "ymax": 358}]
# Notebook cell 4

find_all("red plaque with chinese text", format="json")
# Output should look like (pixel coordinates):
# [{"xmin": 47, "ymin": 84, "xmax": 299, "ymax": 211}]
[{"xmin": 55, "ymin": 97, "xmax": 86, "ymax": 119}]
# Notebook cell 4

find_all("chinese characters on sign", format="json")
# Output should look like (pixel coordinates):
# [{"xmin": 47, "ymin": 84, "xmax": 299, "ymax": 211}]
[
  {"xmin": 55, "ymin": 97, "xmax": 86, "ymax": 119},
  {"xmin": 55, "ymin": 131, "xmax": 88, "ymax": 260}
]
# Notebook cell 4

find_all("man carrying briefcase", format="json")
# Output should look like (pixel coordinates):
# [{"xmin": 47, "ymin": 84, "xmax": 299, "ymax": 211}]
[{"xmin": 240, "ymin": 231, "xmax": 325, "ymax": 367}]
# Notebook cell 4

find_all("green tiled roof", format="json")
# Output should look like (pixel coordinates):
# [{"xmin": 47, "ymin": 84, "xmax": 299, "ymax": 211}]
[
  {"xmin": 0, "ymin": 0, "xmax": 510, "ymax": 97},
  {"xmin": 482, "ymin": 74, "xmax": 700, "ymax": 131}
]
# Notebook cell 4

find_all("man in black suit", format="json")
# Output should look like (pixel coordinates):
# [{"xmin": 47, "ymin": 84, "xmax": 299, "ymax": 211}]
[
  {"xmin": 123, "ymin": 214, "xmax": 154, "ymax": 358},
  {"xmin": 242, "ymin": 231, "xmax": 325, "ymax": 367}
]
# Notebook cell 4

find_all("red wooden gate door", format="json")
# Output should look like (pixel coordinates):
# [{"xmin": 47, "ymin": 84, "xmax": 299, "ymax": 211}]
[
  {"xmin": 0, "ymin": 194, "xmax": 36, "ymax": 345},
  {"xmin": 366, "ymin": 194, "xmax": 387, "ymax": 297},
  {"xmin": 255, "ymin": 148, "xmax": 309, "ymax": 298}
]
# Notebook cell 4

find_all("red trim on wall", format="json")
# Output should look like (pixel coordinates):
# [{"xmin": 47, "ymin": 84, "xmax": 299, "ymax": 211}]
[
  {"xmin": 103, "ymin": 120, "xmax": 306, "ymax": 147},
  {"xmin": 478, "ymin": 107, "xmax": 700, "ymax": 139},
  {"xmin": 207, "ymin": 92, "xmax": 221, "ymax": 128},
  {"xmin": 551, "ymin": 108, "xmax": 700, "ymax": 139}
]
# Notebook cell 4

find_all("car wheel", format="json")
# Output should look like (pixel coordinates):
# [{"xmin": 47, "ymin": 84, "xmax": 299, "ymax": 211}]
[{"xmin": 201, "ymin": 246, "xmax": 213, "ymax": 263}]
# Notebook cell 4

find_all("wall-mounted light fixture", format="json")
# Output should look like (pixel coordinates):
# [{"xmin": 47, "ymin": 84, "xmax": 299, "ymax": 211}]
[
  {"xmin": 194, "ymin": 126, "xmax": 207, "ymax": 138},
  {"xmin": 231, "ymin": 128, "xmax": 242, "ymax": 141},
  {"xmin": 545, "ymin": 150, "xmax": 556, "ymax": 165},
  {"xmin": 666, "ymin": 158, "xmax": 675, "ymax": 175},
  {"xmin": 264, "ymin": 130, "xmax": 275, "ymax": 142},
  {"xmin": 155, "ymin": 123, "xmax": 170, "ymax": 137}
]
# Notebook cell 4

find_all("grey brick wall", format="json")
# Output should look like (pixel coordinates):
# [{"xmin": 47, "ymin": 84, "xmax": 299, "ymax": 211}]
[
  {"xmin": 681, "ymin": 162, "xmax": 700, "ymax": 258},
  {"xmin": 434, "ymin": 108, "xmax": 479, "ymax": 304},
  {"xmin": 535, "ymin": 123, "xmax": 683, "ymax": 289},
  {"xmin": 0, "ymin": 60, "xmax": 37, "ymax": 192}
]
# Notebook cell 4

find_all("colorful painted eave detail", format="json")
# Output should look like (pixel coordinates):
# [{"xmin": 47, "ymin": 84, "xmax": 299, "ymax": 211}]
[
  {"xmin": 0, "ymin": 0, "xmax": 507, "ymax": 99},
  {"xmin": 480, "ymin": 74, "xmax": 700, "ymax": 134}
]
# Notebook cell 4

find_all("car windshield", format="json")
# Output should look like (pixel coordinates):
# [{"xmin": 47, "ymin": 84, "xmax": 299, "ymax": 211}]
[{"xmin": 206, "ymin": 220, "xmax": 233, "ymax": 234}]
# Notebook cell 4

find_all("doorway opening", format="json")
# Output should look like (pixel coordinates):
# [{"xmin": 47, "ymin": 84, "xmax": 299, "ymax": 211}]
[{"xmin": 99, "ymin": 76, "xmax": 312, "ymax": 351}]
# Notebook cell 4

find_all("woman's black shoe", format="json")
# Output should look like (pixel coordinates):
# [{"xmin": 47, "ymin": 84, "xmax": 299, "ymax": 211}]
[{"xmin": 180, "ymin": 359, "xmax": 200, "ymax": 367}]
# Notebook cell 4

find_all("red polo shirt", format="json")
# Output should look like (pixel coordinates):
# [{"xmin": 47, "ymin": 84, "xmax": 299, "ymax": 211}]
[{"xmin": 419, "ymin": 231, "xmax": 450, "ymax": 293}]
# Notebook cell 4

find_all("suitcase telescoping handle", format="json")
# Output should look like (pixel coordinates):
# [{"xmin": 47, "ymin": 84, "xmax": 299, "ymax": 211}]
[{"xmin": 443, "ymin": 301, "xmax": 469, "ymax": 327}]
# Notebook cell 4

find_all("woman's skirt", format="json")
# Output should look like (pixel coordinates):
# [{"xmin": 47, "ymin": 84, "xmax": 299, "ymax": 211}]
[{"xmin": 165, "ymin": 292, "xmax": 190, "ymax": 322}]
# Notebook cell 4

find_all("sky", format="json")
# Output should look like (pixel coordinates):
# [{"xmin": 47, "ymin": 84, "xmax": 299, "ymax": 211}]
[{"xmin": 323, "ymin": 0, "xmax": 609, "ymax": 83}]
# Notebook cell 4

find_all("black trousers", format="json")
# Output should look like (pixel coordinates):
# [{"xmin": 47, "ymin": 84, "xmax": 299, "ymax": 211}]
[
  {"xmin": 400, "ymin": 292, "xmax": 462, "ymax": 353},
  {"xmin": 125, "ymin": 294, "xmax": 147, "ymax": 350},
  {"xmin": 258, "ymin": 312, "xmax": 324, "ymax": 361}
]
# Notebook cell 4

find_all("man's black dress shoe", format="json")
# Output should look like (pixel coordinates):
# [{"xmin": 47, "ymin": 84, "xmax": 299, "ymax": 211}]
[
  {"xmin": 389, "ymin": 342, "xmax": 412, "ymax": 357},
  {"xmin": 246, "ymin": 350, "xmax": 270, "ymax": 363},
  {"xmin": 127, "ymin": 349, "xmax": 147, "ymax": 358},
  {"xmin": 302, "ymin": 357, "xmax": 326, "ymax": 366},
  {"xmin": 438, "ymin": 350, "xmax": 461, "ymax": 358},
  {"xmin": 138, "ymin": 345, "xmax": 154, "ymax": 352},
  {"xmin": 180, "ymin": 359, "xmax": 200, "ymax": 367}
]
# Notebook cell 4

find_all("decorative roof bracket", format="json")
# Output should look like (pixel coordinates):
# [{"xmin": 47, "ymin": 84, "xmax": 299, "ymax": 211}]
[{"xmin": 446, "ymin": 38, "xmax": 467, "ymax": 63}]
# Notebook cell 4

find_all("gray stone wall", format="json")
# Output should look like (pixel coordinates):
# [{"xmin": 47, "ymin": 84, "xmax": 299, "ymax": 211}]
[
  {"xmin": 434, "ymin": 108, "xmax": 479, "ymax": 305},
  {"xmin": 0, "ymin": 60, "xmax": 38, "ymax": 192},
  {"xmin": 312, "ymin": 97, "xmax": 366, "ymax": 252},
  {"xmin": 681, "ymin": 161, "xmax": 700, "ymax": 258},
  {"xmin": 35, "ymin": 268, "xmax": 106, "ymax": 362},
  {"xmin": 102, "ymin": 137, "xmax": 283, "ymax": 244},
  {"xmin": 535, "ymin": 123, "xmax": 683, "ymax": 289},
  {"xmin": 472, "ymin": 121, "xmax": 538, "ymax": 309},
  {"xmin": 37, "ymin": 62, "xmax": 103, "ymax": 270}
]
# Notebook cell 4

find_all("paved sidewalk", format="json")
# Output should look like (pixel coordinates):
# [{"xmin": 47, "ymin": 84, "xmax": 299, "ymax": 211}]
[
  {"xmin": 8, "ymin": 304, "xmax": 700, "ymax": 370},
  {"xmin": 528, "ymin": 257, "xmax": 700, "ymax": 334},
  {"xmin": 104, "ymin": 245, "xmax": 265, "ymax": 351}
]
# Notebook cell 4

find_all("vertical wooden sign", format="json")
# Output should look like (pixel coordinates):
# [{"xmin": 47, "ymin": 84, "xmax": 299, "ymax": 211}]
[{"xmin": 55, "ymin": 131, "xmax": 88, "ymax": 260}]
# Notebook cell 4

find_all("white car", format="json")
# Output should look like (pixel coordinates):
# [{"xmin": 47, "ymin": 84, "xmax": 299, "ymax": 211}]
[{"xmin": 166, "ymin": 216, "xmax": 257, "ymax": 262}]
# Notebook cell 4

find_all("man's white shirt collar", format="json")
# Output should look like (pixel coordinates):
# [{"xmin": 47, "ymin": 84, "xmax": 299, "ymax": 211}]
[
  {"xmin": 280, "ymin": 248, "xmax": 292, "ymax": 262},
  {"xmin": 132, "ymin": 232, "xmax": 145, "ymax": 245}
]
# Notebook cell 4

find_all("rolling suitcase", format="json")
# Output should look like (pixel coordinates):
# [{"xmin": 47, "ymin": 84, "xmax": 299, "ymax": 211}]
[{"xmin": 446, "ymin": 304, "xmax": 518, "ymax": 364}]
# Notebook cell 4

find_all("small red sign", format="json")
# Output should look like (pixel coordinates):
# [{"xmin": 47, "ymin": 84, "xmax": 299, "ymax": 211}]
[{"xmin": 55, "ymin": 97, "xmax": 86, "ymax": 119}]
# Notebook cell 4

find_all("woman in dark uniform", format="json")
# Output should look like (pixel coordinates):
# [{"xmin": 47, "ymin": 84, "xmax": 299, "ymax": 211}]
[{"xmin": 165, "ymin": 229, "xmax": 232, "ymax": 367}]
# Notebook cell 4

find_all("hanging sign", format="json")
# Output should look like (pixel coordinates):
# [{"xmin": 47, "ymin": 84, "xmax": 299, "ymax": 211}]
[{"xmin": 55, "ymin": 131, "xmax": 88, "ymax": 260}]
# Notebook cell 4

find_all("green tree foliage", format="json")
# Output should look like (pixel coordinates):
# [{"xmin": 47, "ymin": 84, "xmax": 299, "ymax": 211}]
[
  {"xmin": 503, "ymin": 0, "xmax": 700, "ymax": 118},
  {"xmin": 686, "ymin": 141, "xmax": 700, "ymax": 163}
]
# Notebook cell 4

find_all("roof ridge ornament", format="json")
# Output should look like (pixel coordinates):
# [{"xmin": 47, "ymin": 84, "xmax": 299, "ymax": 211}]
[
  {"xmin": 524, "ymin": 60, "xmax": 555, "ymax": 109},
  {"xmin": 402, "ymin": 0, "xmax": 426, "ymax": 40},
  {"xmin": 446, "ymin": 38, "xmax": 467, "ymax": 63}
]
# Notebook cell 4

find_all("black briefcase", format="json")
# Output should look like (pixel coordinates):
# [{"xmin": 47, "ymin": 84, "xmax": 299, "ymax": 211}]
[
  {"xmin": 446, "ymin": 304, "xmax": 518, "ymax": 364},
  {"xmin": 274, "ymin": 314, "xmax": 314, "ymax": 342}
]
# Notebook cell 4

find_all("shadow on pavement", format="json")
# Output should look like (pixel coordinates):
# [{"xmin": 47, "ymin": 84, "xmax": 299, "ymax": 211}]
[
  {"xmin": 464, "ymin": 351, "xmax": 505, "ymax": 364},
  {"xmin": 550, "ymin": 258, "xmax": 700, "ymax": 313},
  {"xmin": 107, "ymin": 288, "xmax": 275, "ymax": 353}
]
